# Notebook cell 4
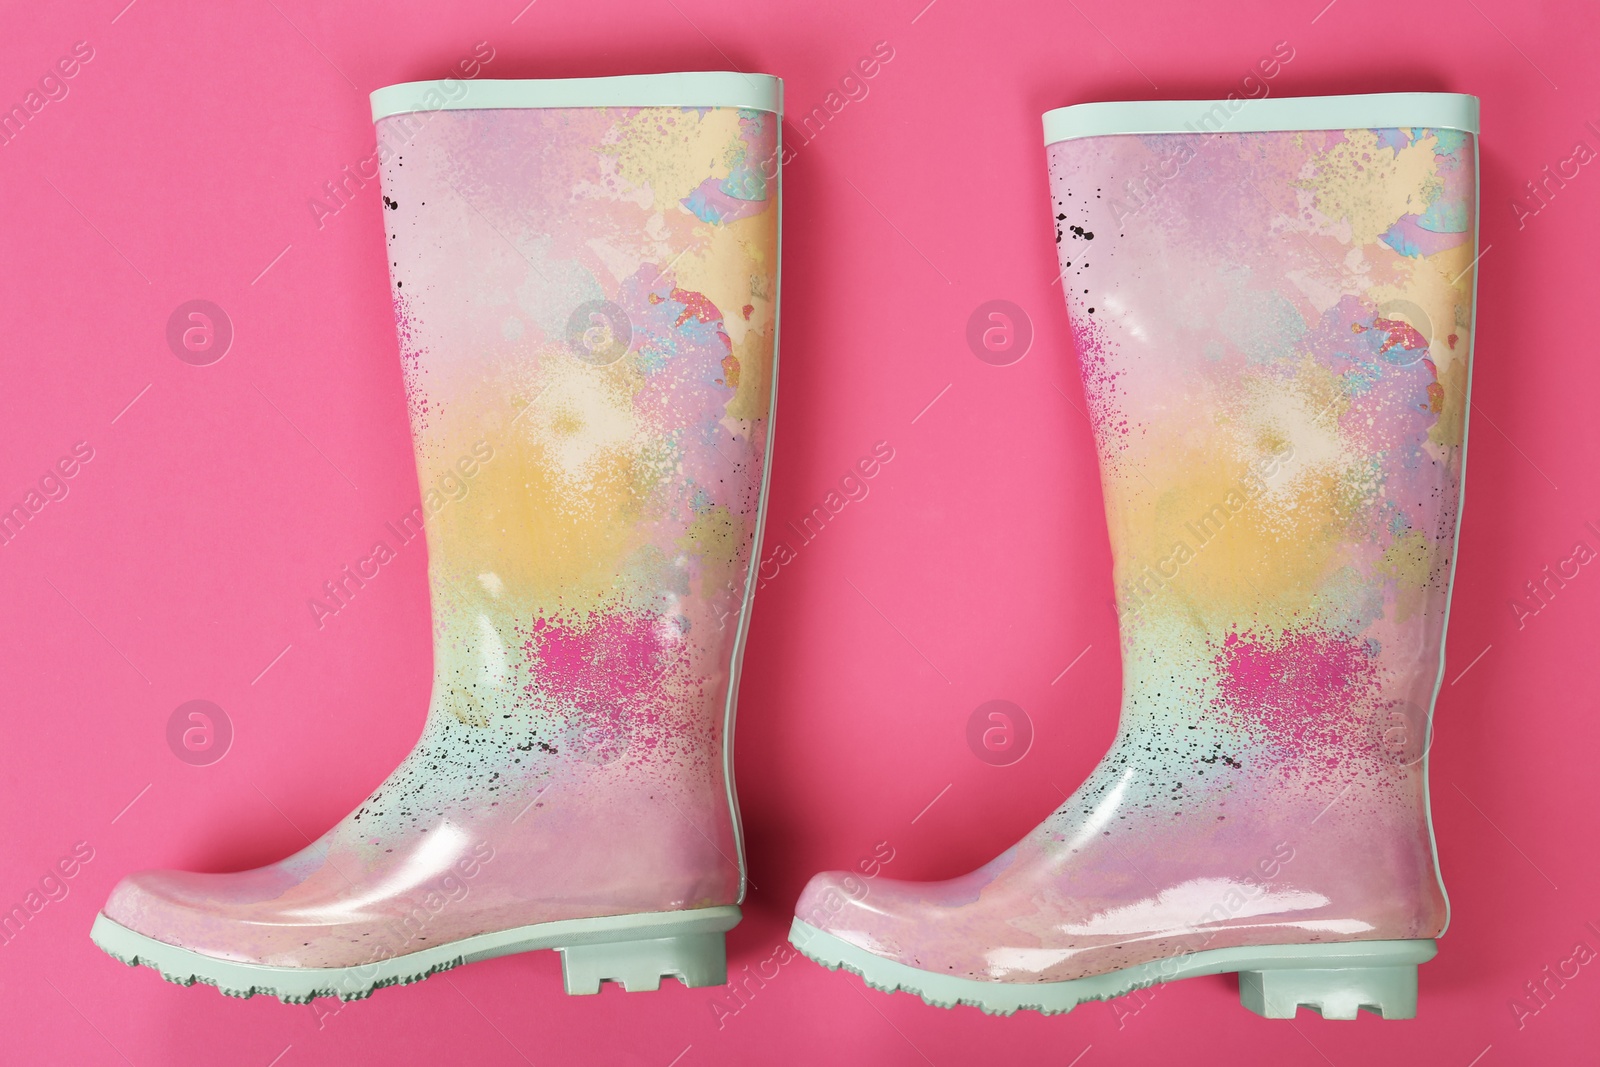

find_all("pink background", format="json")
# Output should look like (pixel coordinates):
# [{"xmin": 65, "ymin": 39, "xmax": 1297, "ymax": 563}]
[{"xmin": 2, "ymin": 0, "xmax": 1596, "ymax": 1064}]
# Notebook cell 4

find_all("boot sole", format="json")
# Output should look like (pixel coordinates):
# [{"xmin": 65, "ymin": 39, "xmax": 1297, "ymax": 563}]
[
  {"xmin": 789, "ymin": 919, "xmax": 1436, "ymax": 1019},
  {"xmin": 90, "ymin": 905, "xmax": 740, "ymax": 1003}
]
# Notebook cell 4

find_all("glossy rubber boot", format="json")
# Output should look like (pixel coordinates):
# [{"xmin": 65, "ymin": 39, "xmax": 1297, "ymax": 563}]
[
  {"xmin": 91, "ymin": 72, "xmax": 783, "ymax": 1002},
  {"xmin": 791, "ymin": 93, "xmax": 1479, "ymax": 1020}
]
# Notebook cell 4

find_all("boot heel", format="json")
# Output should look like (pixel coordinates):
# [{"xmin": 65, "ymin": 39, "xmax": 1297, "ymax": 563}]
[
  {"xmin": 558, "ymin": 932, "xmax": 728, "ymax": 995},
  {"xmin": 1239, "ymin": 964, "xmax": 1419, "ymax": 1020}
]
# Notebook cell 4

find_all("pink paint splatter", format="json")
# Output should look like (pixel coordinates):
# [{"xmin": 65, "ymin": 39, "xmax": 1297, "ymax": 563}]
[
  {"xmin": 1068, "ymin": 314, "xmax": 1130, "ymax": 456},
  {"xmin": 522, "ymin": 612, "xmax": 694, "ymax": 764},
  {"xmin": 1352, "ymin": 317, "xmax": 1428, "ymax": 354},
  {"xmin": 1210, "ymin": 625, "xmax": 1382, "ymax": 775},
  {"xmin": 392, "ymin": 291, "xmax": 433, "ymax": 431},
  {"xmin": 665, "ymin": 287, "xmax": 721, "ymax": 328}
]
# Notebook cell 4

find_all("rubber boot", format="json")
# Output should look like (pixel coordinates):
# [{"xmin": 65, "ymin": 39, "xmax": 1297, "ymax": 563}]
[
  {"xmin": 91, "ymin": 72, "xmax": 783, "ymax": 1002},
  {"xmin": 791, "ymin": 93, "xmax": 1478, "ymax": 1020}
]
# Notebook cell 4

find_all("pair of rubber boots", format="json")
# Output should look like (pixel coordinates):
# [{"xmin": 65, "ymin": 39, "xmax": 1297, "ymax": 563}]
[{"xmin": 91, "ymin": 76, "xmax": 1481, "ymax": 1021}]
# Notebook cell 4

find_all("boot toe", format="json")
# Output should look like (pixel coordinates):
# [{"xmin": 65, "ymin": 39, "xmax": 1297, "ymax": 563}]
[
  {"xmin": 102, "ymin": 866, "xmax": 301, "ymax": 963},
  {"xmin": 794, "ymin": 870, "xmax": 938, "ymax": 959}
]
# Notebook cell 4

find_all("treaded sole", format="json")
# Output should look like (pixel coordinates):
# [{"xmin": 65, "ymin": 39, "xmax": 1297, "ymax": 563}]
[
  {"xmin": 91, "ymin": 906, "xmax": 740, "ymax": 1003},
  {"xmin": 788, "ymin": 919, "xmax": 1436, "ymax": 1018}
]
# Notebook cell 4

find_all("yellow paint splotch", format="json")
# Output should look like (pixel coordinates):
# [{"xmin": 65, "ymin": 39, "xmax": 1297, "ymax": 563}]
[{"xmin": 1302, "ymin": 130, "xmax": 1441, "ymax": 246}]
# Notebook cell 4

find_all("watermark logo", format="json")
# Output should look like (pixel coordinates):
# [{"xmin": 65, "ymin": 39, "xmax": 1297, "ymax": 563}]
[
  {"xmin": 1510, "ymin": 523, "xmax": 1599, "ymax": 631},
  {"xmin": 1102, "ymin": 40, "xmax": 1296, "ymax": 227},
  {"xmin": 308, "ymin": 441, "xmax": 494, "ymax": 630},
  {"xmin": 0, "ymin": 842, "xmax": 95, "ymax": 948},
  {"xmin": 757, "ymin": 441, "xmax": 895, "ymax": 588},
  {"xmin": 166, "ymin": 699, "xmax": 232, "ymax": 766},
  {"xmin": 1108, "ymin": 840, "xmax": 1295, "ymax": 1028},
  {"xmin": 1511, "ymin": 121, "xmax": 1600, "ymax": 231},
  {"xmin": 966, "ymin": 699, "xmax": 1033, "ymax": 766},
  {"xmin": 0, "ymin": 441, "xmax": 94, "ymax": 550},
  {"xmin": 311, "ymin": 836, "xmax": 496, "ymax": 1024},
  {"xmin": 310, "ymin": 42, "xmax": 496, "ymax": 230},
  {"xmin": 767, "ymin": 40, "xmax": 896, "ymax": 173},
  {"xmin": 0, "ymin": 40, "xmax": 95, "ymax": 148},
  {"xmin": 166, "ymin": 300, "xmax": 232, "ymax": 366},
  {"xmin": 1509, "ymin": 922, "xmax": 1600, "ymax": 1030},
  {"xmin": 740, "ymin": 841, "xmax": 896, "ymax": 1029},
  {"xmin": 565, "ymin": 300, "xmax": 631, "ymax": 366},
  {"xmin": 967, "ymin": 300, "xmax": 1032, "ymax": 366},
  {"xmin": 1374, "ymin": 698, "xmax": 1432, "ymax": 768}
]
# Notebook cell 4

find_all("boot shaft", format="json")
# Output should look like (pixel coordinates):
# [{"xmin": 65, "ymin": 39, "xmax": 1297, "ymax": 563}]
[
  {"xmin": 374, "ymin": 83, "xmax": 777, "ymax": 715},
  {"xmin": 1046, "ymin": 96, "xmax": 1476, "ymax": 792},
  {"xmin": 368, "ymin": 76, "xmax": 783, "ymax": 896}
]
